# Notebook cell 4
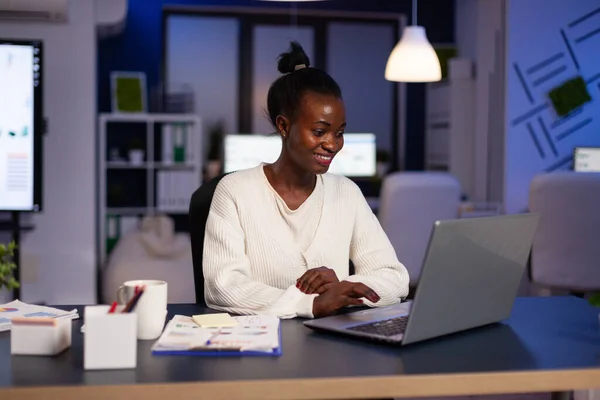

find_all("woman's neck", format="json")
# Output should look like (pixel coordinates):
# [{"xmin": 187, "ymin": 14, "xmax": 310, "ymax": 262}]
[{"xmin": 266, "ymin": 155, "xmax": 315, "ymax": 192}]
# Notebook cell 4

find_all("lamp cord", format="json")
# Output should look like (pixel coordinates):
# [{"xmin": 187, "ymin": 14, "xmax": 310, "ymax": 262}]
[
  {"xmin": 291, "ymin": 3, "xmax": 298, "ymax": 41},
  {"xmin": 412, "ymin": 0, "xmax": 418, "ymax": 26}
]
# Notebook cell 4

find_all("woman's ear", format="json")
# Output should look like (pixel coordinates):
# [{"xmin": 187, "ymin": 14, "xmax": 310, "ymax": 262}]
[{"xmin": 275, "ymin": 115, "xmax": 290, "ymax": 138}]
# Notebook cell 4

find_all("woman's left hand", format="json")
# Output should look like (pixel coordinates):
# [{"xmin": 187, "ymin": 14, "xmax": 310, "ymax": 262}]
[{"xmin": 296, "ymin": 267, "xmax": 339, "ymax": 295}]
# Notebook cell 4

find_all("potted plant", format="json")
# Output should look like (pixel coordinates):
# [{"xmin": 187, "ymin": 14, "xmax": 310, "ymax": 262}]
[
  {"xmin": 0, "ymin": 241, "xmax": 20, "ymax": 303},
  {"xmin": 589, "ymin": 292, "xmax": 600, "ymax": 326}
]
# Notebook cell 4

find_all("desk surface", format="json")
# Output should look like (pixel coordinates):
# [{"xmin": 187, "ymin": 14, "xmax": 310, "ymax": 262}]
[{"xmin": 1, "ymin": 296, "xmax": 599, "ymax": 400}]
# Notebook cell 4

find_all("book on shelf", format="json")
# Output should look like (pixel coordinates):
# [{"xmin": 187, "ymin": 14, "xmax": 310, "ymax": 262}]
[
  {"xmin": 156, "ymin": 170, "xmax": 197, "ymax": 213},
  {"xmin": 161, "ymin": 123, "xmax": 194, "ymax": 165}
]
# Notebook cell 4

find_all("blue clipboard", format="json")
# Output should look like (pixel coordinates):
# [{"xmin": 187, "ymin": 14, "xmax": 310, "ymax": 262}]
[{"xmin": 151, "ymin": 323, "xmax": 283, "ymax": 357}]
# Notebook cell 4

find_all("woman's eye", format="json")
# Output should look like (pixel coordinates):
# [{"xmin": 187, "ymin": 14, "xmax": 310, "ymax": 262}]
[{"xmin": 313, "ymin": 130, "xmax": 325, "ymax": 136}]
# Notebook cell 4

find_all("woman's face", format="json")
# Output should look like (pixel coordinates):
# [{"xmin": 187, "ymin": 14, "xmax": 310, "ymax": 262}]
[{"xmin": 277, "ymin": 91, "xmax": 346, "ymax": 175}]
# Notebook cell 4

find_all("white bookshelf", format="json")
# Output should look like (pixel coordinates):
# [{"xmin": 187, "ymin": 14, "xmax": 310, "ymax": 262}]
[
  {"xmin": 425, "ymin": 81, "xmax": 451, "ymax": 170},
  {"xmin": 98, "ymin": 113, "xmax": 202, "ymax": 265}
]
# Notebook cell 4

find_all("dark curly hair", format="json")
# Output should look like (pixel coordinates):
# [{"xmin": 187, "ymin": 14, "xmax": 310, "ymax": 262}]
[{"xmin": 266, "ymin": 41, "xmax": 342, "ymax": 129}]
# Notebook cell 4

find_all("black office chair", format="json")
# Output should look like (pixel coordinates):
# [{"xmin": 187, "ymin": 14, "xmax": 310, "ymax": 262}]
[{"xmin": 189, "ymin": 173, "xmax": 229, "ymax": 305}]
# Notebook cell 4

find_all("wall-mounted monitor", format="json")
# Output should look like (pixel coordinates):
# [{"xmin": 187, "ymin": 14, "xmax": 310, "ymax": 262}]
[
  {"xmin": 224, "ymin": 133, "xmax": 377, "ymax": 177},
  {"xmin": 0, "ymin": 38, "xmax": 43, "ymax": 212},
  {"xmin": 573, "ymin": 147, "xmax": 600, "ymax": 172}
]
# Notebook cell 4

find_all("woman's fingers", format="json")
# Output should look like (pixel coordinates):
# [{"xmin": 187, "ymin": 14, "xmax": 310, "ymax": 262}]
[
  {"xmin": 297, "ymin": 267, "xmax": 338, "ymax": 294},
  {"xmin": 314, "ymin": 282, "xmax": 335, "ymax": 295},
  {"xmin": 304, "ymin": 274, "xmax": 324, "ymax": 294},
  {"xmin": 296, "ymin": 270, "xmax": 316, "ymax": 292},
  {"xmin": 345, "ymin": 297, "xmax": 364, "ymax": 307},
  {"xmin": 348, "ymin": 283, "xmax": 380, "ymax": 303}
]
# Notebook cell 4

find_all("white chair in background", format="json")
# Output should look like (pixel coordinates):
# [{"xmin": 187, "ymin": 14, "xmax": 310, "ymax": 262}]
[
  {"xmin": 378, "ymin": 172, "xmax": 461, "ymax": 287},
  {"xmin": 102, "ymin": 215, "xmax": 196, "ymax": 304},
  {"xmin": 529, "ymin": 172, "xmax": 600, "ymax": 294}
]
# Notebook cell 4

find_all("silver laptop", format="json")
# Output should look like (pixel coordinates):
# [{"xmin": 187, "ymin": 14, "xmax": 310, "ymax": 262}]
[{"xmin": 303, "ymin": 213, "xmax": 540, "ymax": 345}]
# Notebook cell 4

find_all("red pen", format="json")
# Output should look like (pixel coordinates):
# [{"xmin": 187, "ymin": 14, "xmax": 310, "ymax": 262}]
[{"xmin": 108, "ymin": 301, "xmax": 118, "ymax": 314}]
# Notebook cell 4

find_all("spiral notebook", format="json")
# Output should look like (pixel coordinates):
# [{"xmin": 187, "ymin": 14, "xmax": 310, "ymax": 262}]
[{"xmin": 151, "ymin": 314, "xmax": 282, "ymax": 357}]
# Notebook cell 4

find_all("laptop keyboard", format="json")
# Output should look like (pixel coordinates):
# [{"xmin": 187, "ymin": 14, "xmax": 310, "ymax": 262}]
[{"xmin": 347, "ymin": 315, "xmax": 409, "ymax": 337}]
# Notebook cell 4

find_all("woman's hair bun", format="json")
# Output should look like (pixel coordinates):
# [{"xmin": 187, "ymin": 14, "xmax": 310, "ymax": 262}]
[{"xmin": 277, "ymin": 41, "xmax": 311, "ymax": 74}]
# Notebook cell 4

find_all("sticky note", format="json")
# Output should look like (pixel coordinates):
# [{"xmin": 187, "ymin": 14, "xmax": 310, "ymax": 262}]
[{"xmin": 192, "ymin": 313, "xmax": 237, "ymax": 328}]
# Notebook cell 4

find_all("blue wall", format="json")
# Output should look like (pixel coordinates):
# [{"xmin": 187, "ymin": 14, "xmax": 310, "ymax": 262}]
[
  {"xmin": 505, "ymin": 0, "xmax": 600, "ymax": 213},
  {"xmin": 97, "ymin": 0, "xmax": 456, "ymax": 170}
]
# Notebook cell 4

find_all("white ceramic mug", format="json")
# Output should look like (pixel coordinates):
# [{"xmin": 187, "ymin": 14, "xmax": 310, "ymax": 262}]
[{"xmin": 117, "ymin": 280, "xmax": 168, "ymax": 340}]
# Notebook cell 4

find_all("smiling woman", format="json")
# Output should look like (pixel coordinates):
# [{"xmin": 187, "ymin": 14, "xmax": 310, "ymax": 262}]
[{"xmin": 201, "ymin": 41, "xmax": 410, "ymax": 319}]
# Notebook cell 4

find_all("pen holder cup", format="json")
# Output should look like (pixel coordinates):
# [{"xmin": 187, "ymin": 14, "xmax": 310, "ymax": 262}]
[{"xmin": 84, "ymin": 305, "xmax": 137, "ymax": 370}]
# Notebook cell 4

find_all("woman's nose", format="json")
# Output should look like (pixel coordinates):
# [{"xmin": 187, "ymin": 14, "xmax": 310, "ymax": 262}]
[{"xmin": 322, "ymin": 135, "xmax": 338, "ymax": 152}]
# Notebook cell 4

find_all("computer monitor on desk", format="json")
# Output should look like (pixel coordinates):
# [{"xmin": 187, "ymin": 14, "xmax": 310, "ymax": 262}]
[
  {"xmin": 224, "ymin": 133, "xmax": 377, "ymax": 177},
  {"xmin": 223, "ymin": 134, "xmax": 281, "ymax": 173},
  {"xmin": 573, "ymin": 147, "xmax": 600, "ymax": 172}
]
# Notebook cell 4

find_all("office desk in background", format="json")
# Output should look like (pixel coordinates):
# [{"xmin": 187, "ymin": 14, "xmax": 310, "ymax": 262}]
[{"xmin": 0, "ymin": 297, "xmax": 599, "ymax": 400}]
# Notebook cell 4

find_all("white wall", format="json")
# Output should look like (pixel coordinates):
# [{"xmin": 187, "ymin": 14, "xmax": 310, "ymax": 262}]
[
  {"xmin": 505, "ymin": 0, "xmax": 600, "ymax": 214},
  {"xmin": 0, "ymin": 0, "xmax": 97, "ymax": 304},
  {"xmin": 454, "ymin": 0, "xmax": 478, "ymax": 62},
  {"xmin": 453, "ymin": 0, "xmax": 506, "ymax": 204}
]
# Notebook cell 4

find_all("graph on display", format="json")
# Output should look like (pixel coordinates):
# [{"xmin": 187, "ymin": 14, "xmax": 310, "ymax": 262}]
[
  {"xmin": 224, "ymin": 133, "xmax": 377, "ymax": 177},
  {"xmin": 573, "ymin": 147, "xmax": 600, "ymax": 172},
  {"xmin": 0, "ymin": 39, "xmax": 43, "ymax": 212}
]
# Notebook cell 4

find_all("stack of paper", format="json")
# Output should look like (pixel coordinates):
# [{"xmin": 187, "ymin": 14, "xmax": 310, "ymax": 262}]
[
  {"xmin": 151, "ymin": 314, "xmax": 281, "ymax": 356},
  {"xmin": 0, "ymin": 300, "xmax": 79, "ymax": 332}
]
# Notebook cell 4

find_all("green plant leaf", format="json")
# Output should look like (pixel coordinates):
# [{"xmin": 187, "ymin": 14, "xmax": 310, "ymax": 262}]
[
  {"xmin": 0, "ymin": 241, "xmax": 20, "ymax": 291},
  {"xmin": 7, "ymin": 277, "xmax": 20, "ymax": 289}
]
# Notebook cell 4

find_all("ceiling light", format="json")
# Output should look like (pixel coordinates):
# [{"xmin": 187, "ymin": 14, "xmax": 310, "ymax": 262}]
[{"xmin": 385, "ymin": 0, "xmax": 442, "ymax": 82}]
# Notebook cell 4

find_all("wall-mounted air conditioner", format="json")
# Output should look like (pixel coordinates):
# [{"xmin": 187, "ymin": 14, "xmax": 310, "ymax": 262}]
[{"xmin": 0, "ymin": 0, "xmax": 68, "ymax": 23}]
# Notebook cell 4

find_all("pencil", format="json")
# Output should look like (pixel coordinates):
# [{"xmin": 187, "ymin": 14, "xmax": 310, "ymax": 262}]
[{"xmin": 122, "ymin": 286, "xmax": 145, "ymax": 313}]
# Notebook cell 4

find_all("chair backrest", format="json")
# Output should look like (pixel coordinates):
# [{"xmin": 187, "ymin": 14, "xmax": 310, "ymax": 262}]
[
  {"xmin": 189, "ymin": 173, "xmax": 229, "ymax": 304},
  {"xmin": 529, "ymin": 172, "xmax": 600, "ymax": 291},
  {"xmin": 378, "ymin": 171, "xmax": 461, "ymax": 286}
]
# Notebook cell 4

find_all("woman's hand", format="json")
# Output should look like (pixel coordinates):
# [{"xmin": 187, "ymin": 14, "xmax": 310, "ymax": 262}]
[
  {"xmin": 312, "ymin": 281, "xmax": 380, "ymax": 318},
  {"xmin": 296, "ymin": 266, "xmax": 339, "ymax": 294}
]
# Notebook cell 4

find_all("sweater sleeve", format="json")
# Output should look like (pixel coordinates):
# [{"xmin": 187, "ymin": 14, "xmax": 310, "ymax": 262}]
[
  {"xmin": 202, "ymin": 183, "xmax": 317, "ymax": 319},
  {"xmin": 345, "ymin": 184, "xmax": 410, "ymax": 307}
]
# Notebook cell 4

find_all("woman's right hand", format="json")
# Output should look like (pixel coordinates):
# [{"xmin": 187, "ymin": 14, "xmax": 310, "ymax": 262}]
[{"xmin": 312, "ymin": 281, "xmax": 380, "ymax": 318}]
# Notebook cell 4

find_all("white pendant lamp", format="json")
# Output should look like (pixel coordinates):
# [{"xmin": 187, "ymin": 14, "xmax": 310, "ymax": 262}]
[{"xmin": 385, "ymin": 0, "xmax": 442, "ymax": 82}]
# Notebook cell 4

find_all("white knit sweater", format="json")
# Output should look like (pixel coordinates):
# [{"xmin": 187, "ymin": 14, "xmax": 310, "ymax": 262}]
[{"xmin": 202, "ymin": 165, "xmax": 410, "ymax": 319}]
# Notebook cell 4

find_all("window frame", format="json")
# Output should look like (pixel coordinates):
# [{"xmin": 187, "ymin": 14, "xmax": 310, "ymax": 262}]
[{"xmin": 162, "ymin": 5, "xmax": 405, "ymax": 172}]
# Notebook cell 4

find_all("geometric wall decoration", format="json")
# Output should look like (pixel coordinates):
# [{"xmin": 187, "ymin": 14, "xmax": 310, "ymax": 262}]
[
  {"xmin": 506, "ymin": 1, "xmax": 600, "ymax": 213},
  {"xmin": 548, "ymin": 76, "xmax": 592, "ymax": 117}
]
